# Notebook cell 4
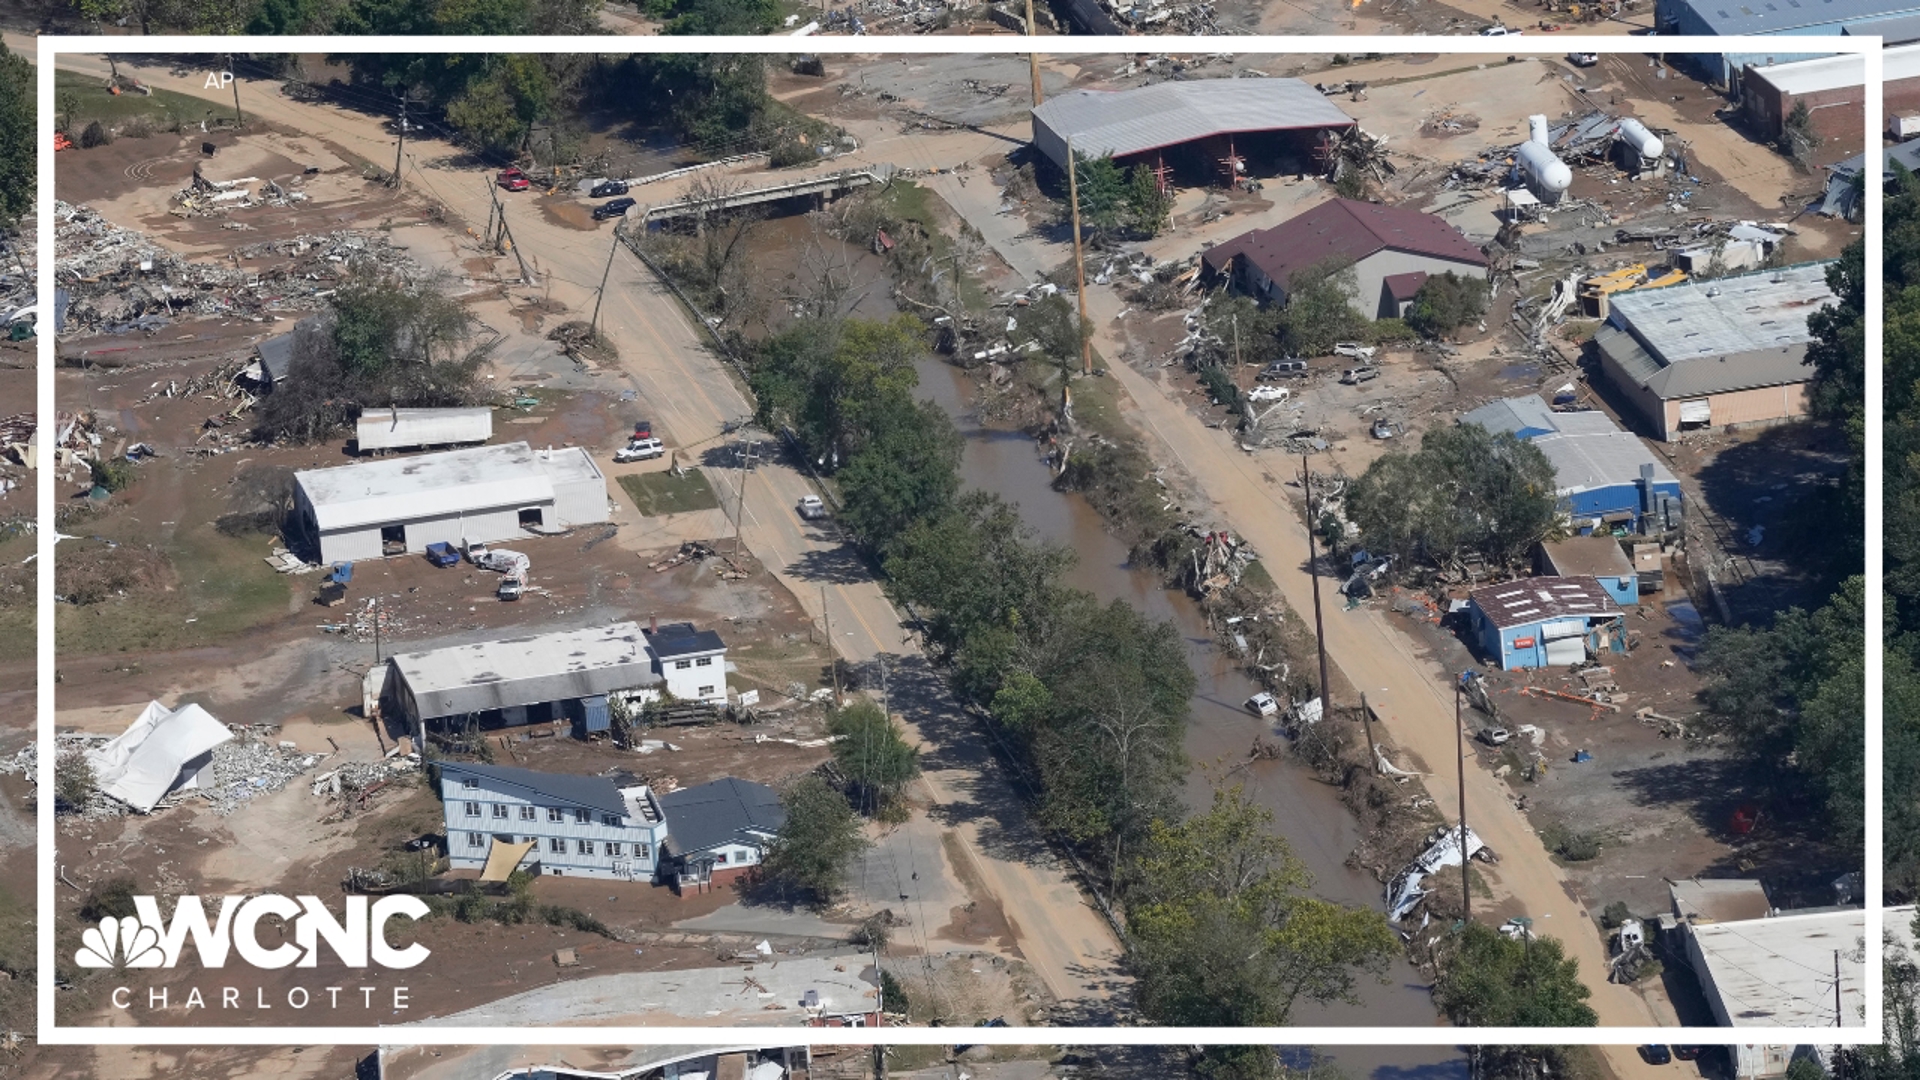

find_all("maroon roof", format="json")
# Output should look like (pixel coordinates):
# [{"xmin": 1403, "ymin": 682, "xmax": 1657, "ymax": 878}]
[
  {"xmin": 1383, "ymin": 271, "xmax": 1429, "ymax": 302},
  {"xmin": 1202, "ymin": 199, "xmax": 1488, "ymax": 291},
  {"xmin": 1468, "ymin": 576, "xmax": 1620, "ymax": 630}
]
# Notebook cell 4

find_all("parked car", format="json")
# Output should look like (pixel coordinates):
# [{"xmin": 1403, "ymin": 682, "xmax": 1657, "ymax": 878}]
[
  {"xmin": 1479, "ymin": 23, "xmax": 1521, "ymax": 34},
  {"xmin": 463, "ymin": 540, "xmax": 490, "ymax": 563},
  {"xmin": 593, "ymin": 197, "xmax": 636, "ymax": 221},
  {"xmin": 1259, "ymin": 359, "xmax": 1308, "ymax": 380},
  {"xmin": 632, "ymin": 419, "xmax": 653, "ymax": 440},
  {"xmin": 1246, "ymin": 692, "xmax": 1279, "ymax": 718},
  {"xmin": 614, "ymin": 436, "xmax": 665, "ymax": 463},
  {"xmin": 1332, "ymin": 342, "xmax": 1378, "ymax": 360},
  {"xmin": 1640, "ymin": 1047, "xmax": 1672, "ymax": 1066},
  {"xmin": 1340, "ymin": 366, "xmax": 1380, "ymax": 385},
  {"xmin": 424, "ymin": 542, "xmax": 460, "ymax": 568},
  {"xmin": 590, "ymin": 179, "xmax": 629, "ymax": 198},
  {"xmin": 1247, "ymin": 385, "xmax": 1291, "ymax": 404},
  {"xmin": 797, "ymin": 494, "xmax": 829, "ymax": 520},
  {"xmin": 496, "ymin": 167, "xmax": 531, "ymax": 192},
  {"xmin": 1478, "ymin": 727, "xmax": 1512, "ymax": 746},
  {"xmin": 1567, "ymin": 52, "xmax": 1599, "ymax": 66},
  {"xmin": 1371, "ymin": 418, "xmax": 1396, "ymax": 439}
]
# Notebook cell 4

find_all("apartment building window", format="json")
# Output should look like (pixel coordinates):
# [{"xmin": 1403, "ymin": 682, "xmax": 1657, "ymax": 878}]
[
  {"xmin": 638, "ymin": 843, "xmax": 651, "ymax": 860},
  {"xmin": 606, "ymin": 842, "xmax": 623, "ymax": 857},
  {"xmin": 547, "ymin": 807, "xmax": 563, "ymax": 822},
  {"xmin": 464, "ymin": 801, "xmax": 481, "ymax": 817},
  {"xmin": 696, "ymin": 657, "xmax": 713, "ymax": 667},
  {"xmin": 699, "ymin": 686, "xmax": 715, "ymax": 697},
  {"xmin": 577, "ymin": 839, "xmax": 595, "ymax": 856},
  {"xmin": 548, "ymin": 837, "xmax": 565, "ymax": 854},
  {"xmin": 467, "ymin": 832, "xmax": 484, "ymax": 847},
  {"xmin": 675, "ymin": 659, "xmax": 691, "ymax": 670},
  {"xmin": 519, "ymin": 805, "xmax": 536, "ymax": 821},
  {"xmin": 714, "ymin": 852, "xmax": 728, "ymax": 865},
  {"xmin": 492, "ymin": 804, "xmax": 509, "ymax": 819},
  {"xmin": 575, "ymin": 808, "xmax": 592, "ymax": 824},
  {"xmin": 602, "ymin": 813, "xmax": 621, "ymax": 827},
  {"xmin": 461, "ymin": 777, "xmax": 479, "ymax": 789}
]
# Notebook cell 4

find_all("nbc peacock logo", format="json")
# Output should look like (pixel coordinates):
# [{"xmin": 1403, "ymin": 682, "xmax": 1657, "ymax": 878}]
[{"xmin": 75, "ymin": 915, "xmax": 166, "ymax": 969}]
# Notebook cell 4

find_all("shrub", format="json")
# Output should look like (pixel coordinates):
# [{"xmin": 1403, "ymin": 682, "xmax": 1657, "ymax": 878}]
[
  {"xmin": 79, "ymin": 877, "xmax": 138, "ymax": 922},
  {"xmin": 1198, "ymin": 365, "xmax": 1240, "ymax": 409},
  {"xmin": 55, "ymin": 747, "xmax": 97, "ymax": 812},
  {"xmin": 79, "ymin": 120, "xmax": 110, "ymax": 148},
  {"xmin": 1601, "ymin": 900, "xmax": 1632, "ymax": 928},
  {"xmin": 89, "ymin": 457, "xmax": 136, "ymax": 494},
  {"xmin": 1405, "ymin": 272, "xmax": 1489, "ymax": 339},
  {"xmin": 768, "ymin": 136, "xmax": 815, "ymax": 169}
]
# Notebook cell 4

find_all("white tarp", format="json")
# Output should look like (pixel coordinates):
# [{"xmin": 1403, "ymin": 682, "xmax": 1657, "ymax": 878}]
[
  {"xmin": 87, "ymin": 701, "xmax": 234, "ymax": 812},
  {"xmin": 1386, "ymin": 825, "xmax": 1488, "ymax": 921}
]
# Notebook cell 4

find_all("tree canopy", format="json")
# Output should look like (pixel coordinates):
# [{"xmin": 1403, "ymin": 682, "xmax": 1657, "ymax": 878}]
[
  {"xmin": 1431, "ymin": 922, "xmax": 1598, "ymax": 1027},
  {"xmin": 1346, "ymin": 423, "xmax": 1562, "ymax": 572},
  {"xmin": 0, "ymin": 43, "xmax": 30, "ymax": 230},
  {"xmin": 761, "ymin": 775, "xmax": 870, "ymax": 904},
  {"xmin": 828, "ymin": 700, "xmax": 921, "ymax": 813}
]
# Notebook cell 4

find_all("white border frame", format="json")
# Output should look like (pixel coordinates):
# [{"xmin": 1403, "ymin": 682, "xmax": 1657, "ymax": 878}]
[{"xmin": 34, "ymin": 33, "xmax": 1883, "ymax": 1046}]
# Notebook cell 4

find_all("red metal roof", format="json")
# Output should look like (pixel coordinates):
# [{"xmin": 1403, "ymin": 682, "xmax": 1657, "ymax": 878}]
[
  {"xmin": 1382, "ymin": 271, "xmax": 1430, "ymax": 302},
  {"xmin": 1203, "ymin": 198, "xmax": 1488, "ymax": 291}
]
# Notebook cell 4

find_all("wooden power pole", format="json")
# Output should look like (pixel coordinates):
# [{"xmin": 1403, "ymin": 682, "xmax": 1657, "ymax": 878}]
[
  {"xmin": 1457, "ymin": 677, "xmax": 1471, "ymax": 918},
  {"xmin": 1301, "ymin": 454, "xmax": 1333, "ymax": 726},
  {"xmin": 1066, "ymin": 136, "xmax": 1093, "ymax": 376},
  {"xmin": 1025, "ymin": 0, "xmax": 1044, "ymax": 107}
]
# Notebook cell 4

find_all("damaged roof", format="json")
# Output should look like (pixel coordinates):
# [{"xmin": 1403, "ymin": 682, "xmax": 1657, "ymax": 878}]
[
  {"xmin": 658, "ymin": 777, "xmax": 785, "ymax": 859},
  {"xmin": 1600, "ymin": 263, "xmax": 1834, "ymax": 399},
  {"xmin": 390, "ymin": 621, "xmax": 661, "ymax": 720},
  {"xmin": 1031, "ymin": 78, "xmax": 1355, "ymax": 164},
  {"xmin": 439, "ymin": 761, "xmax": 629, "ymax": 819},
  {"xmin": 1539, "ymin": 536, "xmax": 1636, "ymax": 580},
  {"xmin": 1202, "ymin": 198, "xmax": 1488, "ymax": 291},
  {"xmin": 645, "ymin": 622, "xmax": 727, "ymax": 659},
  {"xmin": 1468, "ymin": 576, "xmax": 1621, "ymax": 629}
]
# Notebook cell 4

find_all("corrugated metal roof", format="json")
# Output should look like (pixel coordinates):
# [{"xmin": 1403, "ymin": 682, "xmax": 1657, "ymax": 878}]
[
  {"xmin": 1202, "ymin": 198, "xmax": 1488, "ymax": 293},
  {"xmin": 1461, "ymin": 396, "xmax": 1562, "ymax": 439},
  {"xmin": 1681, "ymin": 0, "xmax": 1920, "ymax": 36},
  {"xmin": 658, "ymin": 777, "xmax": 785, "ymax": 858},
  {"xmin": 1605, "ymin": 263, "xmax": 1833, "ymax": 397},
  {"xmin": 1742, "ymin": 52, "xmax": 1867, "ymax": 95},
  {"xmin": 355, "ymin": 407, "xmax": 495, "ymax": 452},
  {"xmin": 390, "ymin": 621, "xmax": 661, "ymax": 720},
  {"xmin": 1032, "ymin": 79, "xmax": 1355, "ymax": 163},
  {"xmin": 1468, "ymin": 575, "xmax": 1621, "ymax": 629},
  {"xmin": 1540, "ymin": 537, "xmax": 1636, "ymax": 579},
  {"xmin": 1536, "ymin": 431, "xmax": 1680, "ymax": 496},
  {"xmin": 296, "ymin": 441, "xmax": 595, "ymax": 532},
  {"xmin": 441, "ymin": 761, "xmax": 629, "ymax": 819}
]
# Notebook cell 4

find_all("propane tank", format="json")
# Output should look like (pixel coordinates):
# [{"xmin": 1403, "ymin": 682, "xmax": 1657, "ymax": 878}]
[
  {"xmin": 1615, "ymin": 117, "xmax": 1664, "ymax": 161},
  {"xmin": 1517, "ymin": 141, "xmax": 1573, "ymax": 197},
  {"xmin": 1528, "ymin": 114, "xmax": 1553, "ymax": 146}
]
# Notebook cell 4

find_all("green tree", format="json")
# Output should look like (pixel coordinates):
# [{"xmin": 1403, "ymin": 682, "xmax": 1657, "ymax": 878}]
[
  {"xmin": 1127, "ymin": 786, "xmax": 1400, "ymax": 1027},
  {"xmin": 0, "ymin": 43, "xmax": 30, "ymax": 229},
  {"xmin": 748, "ymin": 315, "xmax": 924, "ymax": 469},
  {"xmin": 1405, "ymin": 271, "xmax": 1489, "ymax": 339},
  {"xmin": 444, "ymin": 57, "xmax": 554, "ymax": 156},
  {"xmin": 761, "ymin": 775, "xmax": 870, "ymax": 904},
  {"xmin": 828, "ymin": 700, "xmax": 921, "ymax": 813},
  {"xmin": 1191, "ymin": 293, "xmax": 1285, "ymax": 371},
  {"xmin": 1277, "ymin": 258, "xmax": 1367, "ymax": 356},
  {"xmin": 1431, "ymin": 921, "xmax": 1598, "ymax": 1027},
  {"xmin": 54, "ymin": 747, "xmax": 97, "ymax": 812},
  {"xmin": 834, "ymin": 397, "xmax": 964, "ymax": 551},
  {"xmin": 1346, "ymin": 423, "xmax": 1562, "ymax": 571},
  {"xmin": 1070, "ymin": 151, "xmax": 1128, "ymax": 242},
  {"xmin": 1125, "ymin": 164, "xmax": 1174, "ymax": 238}
]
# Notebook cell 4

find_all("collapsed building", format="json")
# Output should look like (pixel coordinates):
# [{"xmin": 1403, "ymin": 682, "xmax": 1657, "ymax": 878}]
[
  {"xmin": 1592, "ymin": 262, "xmax": 1836, "ymax": 440},
  {"xmin": 291, "ymin": 441, "xmax": 609, "ymax": 564},
  {"xmin": 1030, "ymin": 78, "xmax": 1356, "ymax": 187}
]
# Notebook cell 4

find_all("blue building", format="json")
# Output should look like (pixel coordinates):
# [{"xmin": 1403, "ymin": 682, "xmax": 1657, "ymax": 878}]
[
  {"xmin": 1537, "ymin": 536, "xmax": 1639, "ymax": 606},
  {"xmin": 1467, "ymin": 576, "xmax": 1628, "ymax": 670},
  {"xmin": 1460, "ymin": 396, "xmax": 1683, "ymax": 535},
  {"xmin": 1655, "ymin": 0, "xmax": 1920, "ymax": 85}
]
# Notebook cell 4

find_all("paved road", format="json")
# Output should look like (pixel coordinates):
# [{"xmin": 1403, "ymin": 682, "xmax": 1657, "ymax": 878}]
[{"xmin": 50, "ymin": 50, "xmax": 1127, "ymax": 1014}]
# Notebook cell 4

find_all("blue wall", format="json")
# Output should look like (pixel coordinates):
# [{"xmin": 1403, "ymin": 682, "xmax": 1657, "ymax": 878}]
[{"xmin": 1565, "ymin": 480, "xmax": 1685, "ymax": 532}]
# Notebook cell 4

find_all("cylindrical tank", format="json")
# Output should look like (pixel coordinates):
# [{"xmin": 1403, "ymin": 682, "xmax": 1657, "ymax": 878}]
[
  {"xmin": 1615, "ymin": 117, "xmax": 1664, "ymax": 160},
  {"xmin": 1517, "ymin": 140, "xmax": 1573, "ymax": 195},
  {"xmin": 1528, "ymin": 114, "xmax": 1553, "ymax": 146}
]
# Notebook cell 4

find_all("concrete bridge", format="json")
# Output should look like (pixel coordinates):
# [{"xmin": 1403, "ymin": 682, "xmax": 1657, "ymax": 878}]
[{"xmin": 640, "ymin": 164, "xmax": 897, "ymax": 226}]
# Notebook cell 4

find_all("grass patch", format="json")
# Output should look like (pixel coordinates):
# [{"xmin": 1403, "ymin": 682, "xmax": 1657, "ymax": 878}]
[
  {"xmin": 617, "ymin": 469, "xmax": 721, "ymax": 517},
  {"xmin": 55, "ymin": 69, "xmax": 218, "ymax": 134},
  {"xmin": 1240, "ymin": 559, "xmax": 1276, "ymax": 592},
  {"xmin": 55, "ymin": 517, "xmax": 291, "ymax": 657}
]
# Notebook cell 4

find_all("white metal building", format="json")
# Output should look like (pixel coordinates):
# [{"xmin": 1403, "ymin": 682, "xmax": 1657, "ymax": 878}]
[
  {"xmin": 384, "ymin": 621, "xmax": 662, "ymax": 730},
  {"xmin": 293, "ymin": 441, "xmax": 608, "ymax": 564},
  {"xmin": 354, "ymin": 407, "xmax": 494, "ymax": 453},
  {"xmin": 440, "ymin": 761, "xmax": 668, "ymax": 881}
]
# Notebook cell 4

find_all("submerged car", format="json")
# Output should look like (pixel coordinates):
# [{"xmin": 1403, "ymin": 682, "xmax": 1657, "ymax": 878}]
[{"xmin": 1246, "ymin": 692, "xmax": 1280, "ymax": 718}]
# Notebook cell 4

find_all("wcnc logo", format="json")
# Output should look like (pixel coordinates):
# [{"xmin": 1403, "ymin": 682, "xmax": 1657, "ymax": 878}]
[{"xmin": 75, "ymin": 895, "xmax": 432, "ymax": 970}]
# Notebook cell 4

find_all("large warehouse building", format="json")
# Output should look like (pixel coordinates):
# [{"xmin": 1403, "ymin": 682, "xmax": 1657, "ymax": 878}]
[
  {"xmin": 383, "ymin": 621, "xmax": 661, "ymax": 732},
  {"xmin": 1592, "ymin": 263, "xmax": 1835, "ymax": 441},
  {"xmin": 1657, "ymin": 0, "xmax": 1920, "ymax": 84},
  {"xmin": 1029, "ymin": 79, "xmax": 1355, "ymax": 185},
  {"xmin": 1461, "ymin": 395, "xmax": 1683, "ymax": 533},
  {"xmin": 1201, "ymin": 198, "xmax": 1487, "ymax": 320},
  {"xmin": 293, "ymin": 440, "xmax": 608, "ymax": 564}
]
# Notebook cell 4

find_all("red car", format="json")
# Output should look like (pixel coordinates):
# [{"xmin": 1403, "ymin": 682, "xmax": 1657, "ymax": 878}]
[{"xmin": 496, "ymin": 167, "xmax": 531, "ymax": 192}]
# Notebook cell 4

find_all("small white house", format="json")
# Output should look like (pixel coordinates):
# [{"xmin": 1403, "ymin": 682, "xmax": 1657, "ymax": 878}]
[
  {"xmin": 657, "ymin": 777, "xmax": 785, "ymax": 895},
  {"xmin": 644, "ymin": 621, "xmax": 729, "ymax": 704},
  {"xmin": 439, "ymin": 761, "xmax": 668, "ymax": 881}
]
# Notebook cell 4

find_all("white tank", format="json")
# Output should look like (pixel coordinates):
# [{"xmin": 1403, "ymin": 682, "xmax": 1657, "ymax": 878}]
[
  {"xmin": 1517, "ymin": 140, "xmax": 1573, "ymax": 196},
  {"xmin": 1528, "ymin": 114, "xmax": 1553, "ymax": 146},
  {"xmin": 1615, "ymin": 117, "xmax": 1664, "ymax": 161}
]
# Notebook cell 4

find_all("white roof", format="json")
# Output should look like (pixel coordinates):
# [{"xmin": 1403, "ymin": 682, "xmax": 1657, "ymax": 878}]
[
  {"xmin": 1032, "ymin": 79, "xmax": 1355, "ymax": 161},
  {"xmin": 1893, "ymin": 42, "xmax": 1920, "ymax": 83},
  {"xmin": 1536, "ymin": 431, "xmax": 1680, "ymax": 496},
  {"xmin": 354, "ymin": 407, "xmax": 494, "ymax": 452},
  {"xmin": 1746, "ymin": 53, "xmax": 1867, "ymax": 96},
  {"xmin": 86, "ymin": 701, "xmax": 234, "ymax": 813},
  {"xmin": 296, "ymin": 441, "xmax": 590, "ymax": 533},
  {"xmin": 1690, "ymin": 907, "xmax": 1914, "ymax": 1027},
  {"xmin": 391, "ymin": 621, "xmax": 661, "ymax": 719},
  {"xmin": 1608, "ymin": 263, "xmax": 1834, "ymax": 364}
]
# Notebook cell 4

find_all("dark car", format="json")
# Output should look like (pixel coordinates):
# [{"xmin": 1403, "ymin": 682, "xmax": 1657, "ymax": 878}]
[
  {"xmin": 1640, "ymin": 1046, "xmax": 1673, "ymax": 1066},
  {"xmin": 591, "ymin": 179, "xmax": 629, "ymax": 198},
  {"xmin": 1259, "ymin": 359, "xmax": 1309, "ymax": 380},
  {"xmin": 593, "ymin": 197, "xmax": 636, "ymax": 221},
  {"xmin": 1673, "ymin": 1048, "xmax": 1706, "ymax": 1062}
]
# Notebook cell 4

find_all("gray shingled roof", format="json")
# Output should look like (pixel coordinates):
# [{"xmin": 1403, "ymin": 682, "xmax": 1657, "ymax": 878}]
[
  {"xmin": 441, "ymin": 761, "xmax": 628, "ymax": 819},
  {"xmin": 658, "ymin": 777, "xmax": 785, "ymax": 858}
]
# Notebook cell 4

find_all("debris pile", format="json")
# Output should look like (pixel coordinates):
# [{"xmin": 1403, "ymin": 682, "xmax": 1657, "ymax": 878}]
[
  {"xmin": 204, "ymin": 728, "xmax": 327, "ymax": 815},
  {"xmin": 312, "ymin": 755, "xmax": 420, "ymax": 803},
  {"xmin": 1386, "ymin": 824, "xmax": 1495, "ymax": 921}
]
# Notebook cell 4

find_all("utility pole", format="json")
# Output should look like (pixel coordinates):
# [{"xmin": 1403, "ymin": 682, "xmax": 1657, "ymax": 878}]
[
  {"xmin": 1025, "ymin": 0, "xmax": 1044, "ymax": 107},
  {"xmin": 1836, "ymin": 949, "xmax": 1844, "ymax": 1027},
  {"xmin": 228, "ymin": 53, "xmax": 243, "ymax": 125},
  {"xmin": 392, "ymin": 94, "xmax": 407, "ymax": 189},
  {"xmin": 1066, "ymin": 136, "xmax": 1093, "ymax": 376},
  {"xmin": 591, "ymin": 225, "xmax": 621, "ymax": 336},
  {"xmin": 823, "ymin": 586, "xmax": 840, "ymax": 704},
  {"xmin": 731, "ymin": 439, "xmax": 755, "ymax": 556},
  {"xmin": 1456, "ymin": 676, "xmax": 1470, "ymax": 918},
  {"xmin": 1358, "ymin": 691, "xmax": 1379, "ymax": 772},
  {"xmin": 1300, "ymin": 454, "xmax": 1333, "ymax": 725},
  {"xmin": 374, "ymin": 596, "xmax": 382, "ymax": 664}
]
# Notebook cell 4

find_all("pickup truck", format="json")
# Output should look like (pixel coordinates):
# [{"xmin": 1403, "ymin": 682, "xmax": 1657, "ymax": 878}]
[
  {"xmin": 496, "ymin": 167, "xmax": 531, "ymax": 192},
  {"xmin": 497, "ymin": 576, "xmax": 524, "ymax": 601}
]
